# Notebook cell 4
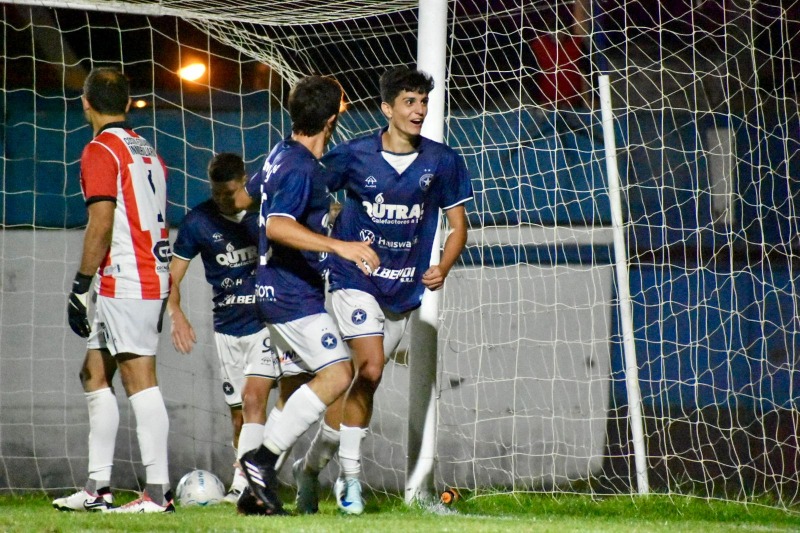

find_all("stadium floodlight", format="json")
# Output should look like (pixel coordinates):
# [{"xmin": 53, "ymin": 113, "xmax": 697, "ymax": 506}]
[{"xmin": 178, "ymin": 62, "xmax": 206, "ymax": 81}]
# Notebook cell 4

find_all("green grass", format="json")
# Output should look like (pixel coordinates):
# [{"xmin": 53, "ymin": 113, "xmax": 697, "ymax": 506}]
[{"xmin": 3, "ymin": 490, "xmax": 799, "ymax": 532}]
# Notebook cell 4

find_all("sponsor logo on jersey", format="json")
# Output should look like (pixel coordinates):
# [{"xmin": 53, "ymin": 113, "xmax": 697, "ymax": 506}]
[
  {"xmin": 213, "ymin": 232, "xmax": 224, "ymax": 242},
  {"xmin": 362, "ymin": 200, "xmax": 423, "ymax": 224},
  {"xmin": 256, "ymin": 284, "xmax": 276, "ymax": 301},
  {"xmin": 124, "ymin": 136, "xmax": 156, "ymax": 157},
  {"xmin": 375, "ymin": 235, "xmax": 416, "ymax": 249},
  {"xmin": 321, "ymin": 332, "xmax": 338, "ymax": 350},
  {"xmin": 419, "ymin": 173, "xmax": 434, "ymax": 191},
  {"xmin": 221, "ymin": 278, "xmax": 234, "ymax": 289},
  {"xmin": 219, "ymin": 294, "xmax": 257, "ymax": 306},
  {"xmin": 261, "ymin": 161, "xmax": 281, "ymax": 183},
  {"xmin": 103, "ymin": 264, "xmax": 122, "ymax": 276},
  {"xmin": 152, "ymin": 239, "xmax": 172, "ymax": 263},
  {"xmin": 216, "ymin": 244, "xmax": 257, "ymax": 267},
  {"xmin": 372, "ymin": 266, "xmax": 416, "ymax": 282},
  {"xmin": 365, "ymin": 176, "xmax": 377, "ymax": 188},
  {"xmin": 351, "ymin": 309, "xmax": 367, "ymax": 325}
]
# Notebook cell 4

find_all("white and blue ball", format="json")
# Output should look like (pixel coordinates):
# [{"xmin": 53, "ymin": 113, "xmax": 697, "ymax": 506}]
[{"xmin": 176, "ymin": 469, "xmax": 226, "ymax": 507}]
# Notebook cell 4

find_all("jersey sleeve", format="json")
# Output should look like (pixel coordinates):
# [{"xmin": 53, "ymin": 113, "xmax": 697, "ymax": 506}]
[
  {"xmin": 80, "ymin": 141, "xmax": 119, "ymax": 205},
  {"xmin": 439, "ymin": 149, "xmax": 474, "ymax": 211},
  {"xmin": 171, "ymin": 213, "xmax": 200, "ymax": 261},
  {"xmin": 320, "ymin": 143, "xmax": 350, "ymax": 192},
  {"xmin": 267, "ymin": 163, "xmax": 312, "ymax": 220},
  {"xmin": 245, "ymin": 169, "xmax": 262, "ymax": 200}
]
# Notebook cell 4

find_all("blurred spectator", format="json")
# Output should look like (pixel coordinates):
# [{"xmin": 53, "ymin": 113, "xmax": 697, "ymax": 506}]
[{"xmin": 530, "ymin": 0, "xmax": 591, "ymax": 110}]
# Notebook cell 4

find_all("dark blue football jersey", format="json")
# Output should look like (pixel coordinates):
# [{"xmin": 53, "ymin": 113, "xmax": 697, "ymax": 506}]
[
  {"xmin": 248, "ymin": 138, "xmax": 330, "ymax": 324},
  {"xmin": 172, "ymin": 199, "xmax": 262, "ymax": 336},
  {"xmin": 322, "ymin": 129, "xmax": 473, "ymax": 314}
]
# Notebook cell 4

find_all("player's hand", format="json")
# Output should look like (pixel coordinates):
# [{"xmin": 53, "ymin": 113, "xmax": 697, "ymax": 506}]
[
  {"xmin": 332, "ymin": 240, "xmax": 379, "ymax": 276},
  {"xmin": 422, "ymin": 265, "xmax": 447, "ymax": 291},
  {"xmin": 170, "ymin": 310, "xmax": 196, "ymax": 354},
  {"xmin": 67, "ymin": 272, "xmax": 93, "ymax": 338}
]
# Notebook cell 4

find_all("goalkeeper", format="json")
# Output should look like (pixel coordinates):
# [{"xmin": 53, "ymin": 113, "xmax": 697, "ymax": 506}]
[
  {"xmin": 292, "ymin": 66, "xmax": 473, "ymax": 515},
  {"xmin": 167, "ymin": 152, "xmax": 309, "ymax": 503}
]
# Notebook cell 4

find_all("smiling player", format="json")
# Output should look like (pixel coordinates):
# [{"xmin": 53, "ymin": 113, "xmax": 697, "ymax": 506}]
[{"xmin": 292, "ymin": 66, "xmax": 473, "ymax": 515}]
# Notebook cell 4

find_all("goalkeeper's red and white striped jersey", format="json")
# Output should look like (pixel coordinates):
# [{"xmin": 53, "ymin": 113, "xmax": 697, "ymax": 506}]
[{"xmin": 80, "ymin": 123, "xmax": 171, "ymax": 300}]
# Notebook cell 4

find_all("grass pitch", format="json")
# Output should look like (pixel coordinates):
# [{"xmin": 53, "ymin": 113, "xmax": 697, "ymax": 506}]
[{"xmin": 2, "ymin": 489, "xmax": 799, "ymax": 532}]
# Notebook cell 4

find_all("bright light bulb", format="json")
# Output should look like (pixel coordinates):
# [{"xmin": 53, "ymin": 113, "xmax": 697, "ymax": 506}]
[
  {"xmin": 178, "ymin": 63, "xmax": 206, "ymax": 81},
  {"xmin": 134, "ymin": 99, "xmax": 147, "ymax": 109}
]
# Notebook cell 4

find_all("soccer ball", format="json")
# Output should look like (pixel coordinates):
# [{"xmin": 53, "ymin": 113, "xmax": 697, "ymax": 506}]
[{"xmin": 175, "ymin": 469, "xmax": 226, "ymax": 507}]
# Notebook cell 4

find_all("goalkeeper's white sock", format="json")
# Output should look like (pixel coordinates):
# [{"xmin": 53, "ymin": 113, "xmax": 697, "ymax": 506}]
[
  {"xmin": 303, "ymin": 420, "xmax": 340, "ymax": 473},
  {"xmin": 264, "ymin": 384, "xmax": 325, "ymax": 455},
  {"xmin": 85, "ymin": 387, "xmax": 118, "ymax": 489},
  {"xmin": 237, "ymin": 423, "xmax": 265, "ymax": 459},
  {"xmin": 129, "ymin": 386, "xmax": 170, "ymax": 486},
  {"xmin": 338, "ymin": 424, "xmax": 367, "ymax": 478}
]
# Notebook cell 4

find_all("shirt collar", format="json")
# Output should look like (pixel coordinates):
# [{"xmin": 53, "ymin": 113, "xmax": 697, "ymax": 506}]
[
  {"xmin": 374, "ymin": 126, "xmax": 425, "ymax": 154},
  {"xmin": 96, "ymin": 121, "xmax": 130, "ymax": 136}
]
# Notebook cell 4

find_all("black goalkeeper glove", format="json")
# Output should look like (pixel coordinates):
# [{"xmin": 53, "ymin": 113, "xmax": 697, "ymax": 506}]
[{"xmin": 67, "ymin": 272, "xmax": 93, "ymax": 338}]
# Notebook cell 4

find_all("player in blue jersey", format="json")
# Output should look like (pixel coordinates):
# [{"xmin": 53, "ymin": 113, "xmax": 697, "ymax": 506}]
[
  {"xmin": 293, "ymin": 67, "xmax": 473, "ymax": 515},
  {"xmin": 234, "ymin": 75, "xmax": 379, "ymax": 516},
  {"xmin": 168, "ymin": 152, "xmax": 309, "ymax": 503}
]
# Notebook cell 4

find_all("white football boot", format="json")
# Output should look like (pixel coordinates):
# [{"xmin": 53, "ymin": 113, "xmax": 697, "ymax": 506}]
[
  {"xmin": 334, "ymin": 477, "xmax": 364, "ymax": 515},
  {"xmin": 105, "ymin": 491, "xmax": 175, "ymax": 513},
  {"xmin": 52, "ymin": 489, "xmax": 113, "ymax": 512}
]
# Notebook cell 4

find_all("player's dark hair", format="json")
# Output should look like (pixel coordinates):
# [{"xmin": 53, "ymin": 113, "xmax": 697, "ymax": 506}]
[
  {"xmin": 83, "ymin": 67, "xmax": 130, "ymax": 115},
  {"xmin": 379, "ymin": 67, "xmax": 434, "ymax": 105},
  {"xmin": 289, "ymin": 75, "xmax": 343, "ymax": 136},
  {"xmin": 208, "ymin": 152, "xmax": 245, "ymax": 183}
]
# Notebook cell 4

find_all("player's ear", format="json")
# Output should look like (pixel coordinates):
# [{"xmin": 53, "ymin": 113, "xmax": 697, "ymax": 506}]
[{"xmin": 380, "ymin": 101, "xmax": 392, "ymax": 120}]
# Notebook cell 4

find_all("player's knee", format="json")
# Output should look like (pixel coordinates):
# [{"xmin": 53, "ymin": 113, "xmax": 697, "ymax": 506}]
[
  {"xmin": 79, "ymin": 366, "xmax": 101, "ymax": 390},
  {"xmin": 355, "ymin": 361, "xmax": 384, "ymax": 391},
  {"xmin": 240, "ymin": 387, "xmax": 268, "ymax": 417}
]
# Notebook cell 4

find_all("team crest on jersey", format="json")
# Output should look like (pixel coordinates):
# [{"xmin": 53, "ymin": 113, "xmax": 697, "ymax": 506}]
[
  {"xmin": 222, "ymin": 381, "xmax": 235, "ymax": 396},
  {"xmin": 365, "ymin": 176, "xmax": 377, "ymax": 188},
  {"xmin": 321, "ymin": 332, "xmax": 338, "ymax": 350},
  {"xmin": 351, "ymin": 309, "xmax": 367, "ymax": 325},
  {"xmin": 419, "ymin": 173, "xmax": 434, "ymax": 191},
  {"xmin": 213, "ymin": 232, "xmax": 224, "ymax": 242},
  {"xmin": 221, "ymin": 278, "xmax": 234, "ymax": 289}
]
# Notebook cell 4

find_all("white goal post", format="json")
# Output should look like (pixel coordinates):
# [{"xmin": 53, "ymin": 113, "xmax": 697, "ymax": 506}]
[{"xmin": 2, "ymin": 0, "xmax": 800, "ymax": 513}]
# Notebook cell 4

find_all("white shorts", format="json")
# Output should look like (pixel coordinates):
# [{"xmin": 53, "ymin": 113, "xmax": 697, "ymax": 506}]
[
  {"xmin": 331, "ymin": 288, "xmax": 410, "ymax": 361},
  {"xmin": 87, "ymin": 295, "xmax": 165, "ymax": 356},
  {"xmin": 214, "ymin": 328, "xmax": 281, "ymax": 407},
  {"xmin": 268, "ymin": 313, "xmax": 350, "ymax": 374}
]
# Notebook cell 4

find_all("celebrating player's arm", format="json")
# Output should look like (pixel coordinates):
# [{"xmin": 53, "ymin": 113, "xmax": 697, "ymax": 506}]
[
  {"xmin": 166, "ymin": 257, "xmax": 196, "ymax": 354},
  {"xmin": 266, "ymin": 216, "xmax": 378, "ymax": 276},
  {"xmin": 420, "ymin": 203, "xmax": 467, "ymax": 291}
]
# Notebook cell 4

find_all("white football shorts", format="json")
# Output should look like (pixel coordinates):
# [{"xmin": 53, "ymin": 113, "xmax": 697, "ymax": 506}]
[
  {"xmin": 214, "ymin": 327, "xmax": 281, "ymax": 407},
  {"xmin": 331, "ymin": 288, "xmax": 410, "ymax": 361},
  {"xmin": 268, "ymin": 313, "xmax": 350, "ymax": 374},
  {"xmin": 87, "ymin": 295, "xmax": 165, "ymax": 356}
]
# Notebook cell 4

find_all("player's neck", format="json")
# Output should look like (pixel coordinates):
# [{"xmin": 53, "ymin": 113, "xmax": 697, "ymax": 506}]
[
  {"xmin": 382, "ymin": 127, "xmax": 419, "ymax": 154},
  {"xmin": 92, "ymin": 113, "xmax": 127, "ymax": 136},
  {"xmin": 291, "ymin": 132, "xmax": 325, "ymax": 159}
]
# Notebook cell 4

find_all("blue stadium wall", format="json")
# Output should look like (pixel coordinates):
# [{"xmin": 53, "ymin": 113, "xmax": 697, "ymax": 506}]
[{"xmin": 2, "ymin": 93, "xmax": 800, "ymax": 417}]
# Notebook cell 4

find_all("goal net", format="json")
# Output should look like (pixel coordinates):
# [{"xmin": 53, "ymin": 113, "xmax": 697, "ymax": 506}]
[{"xmin": 1, "ymin": 0, "xmax": 799, "ymax": 510}]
